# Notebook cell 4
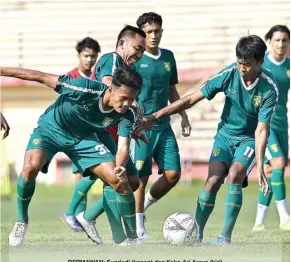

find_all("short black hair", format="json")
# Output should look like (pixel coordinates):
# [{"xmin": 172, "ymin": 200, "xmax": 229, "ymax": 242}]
[
  {"xmin": 265, "ymin": 25, "xmax": 290, "ymax": 40},
  {"xmin": 116, "ymin": 25, "xmax": 146, "ymax": 48},
  {"xmin": 112, "ymin": 65, "xmax": 143, "ymax": 92},
  {"xmin": 236, "ymin": 35, "xmax": 267, "ymax": 62},
  {"xmin": 136, "ymin": 12, "xmax": 163, "ymax": 29},
  {"xmin": 76, "ymin": 37, "xmax": 101, "ymax": 53}
]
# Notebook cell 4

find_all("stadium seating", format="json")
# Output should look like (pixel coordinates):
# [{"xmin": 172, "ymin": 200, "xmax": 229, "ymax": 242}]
[
  {"xmin": 1, "ymin": 0, "xmax": 289, "ymax": 177},
  {"xmin": 1, "ymin": 0, "xmax": 289, "ymax": 71}
]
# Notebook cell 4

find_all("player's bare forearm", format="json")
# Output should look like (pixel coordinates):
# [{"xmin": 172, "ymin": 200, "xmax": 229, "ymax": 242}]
[
  {"xmin": 0, "ymin": 67, "xmax": 59, "ymax": 88},
  {"xmin": 153, "ymin": 90, "xmax": 205, "ymax": 120},
  {"xmin": 116, "ymin": 136, "xmax": 130, "ymax": 167},
  {"xmin": 168, "ymin": 85, "xmax": 187, "ymax": 119},
  {"xmin": 255, "ymin": 122, "xmax": 269, "ymax": 172},
  {"xmin": 116, "ymin": 151, "xmax": 129, "ymax": 168}
]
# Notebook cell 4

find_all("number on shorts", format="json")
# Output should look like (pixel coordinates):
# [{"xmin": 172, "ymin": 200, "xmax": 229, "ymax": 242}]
[
  {"xmin": 95, "ymin": 144, "xmax": 110, "ymax": 155},
  {"xmin": 243, "ymin": 146, "xmax": 254, "ymax": 158}
]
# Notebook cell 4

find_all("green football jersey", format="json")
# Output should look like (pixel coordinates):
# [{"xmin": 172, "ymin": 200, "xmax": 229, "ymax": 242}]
[
  {"xmin": 37, "ymin": 75, "xmax": 136, "ymax": 144},
  {"xmin": 93, "ymin": 52, "xmax": 124, "ymax": 81},
  {"xmin": 201, "ymin": 63, "xmax": 278, "ymax": 139},
  {"xmin": 132, "ymin": 48, "xmax": 178, "ymax": 128},
  {"xmin": 263, "ymin": 54, "xmax": 290, "ymax": 130}
]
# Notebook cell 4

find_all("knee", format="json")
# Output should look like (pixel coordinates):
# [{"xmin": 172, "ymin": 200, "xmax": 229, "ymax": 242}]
[
  {"xmin": 205, "ymin": 174, "xmax": 224, "ymax": 193},
  {"xmin": 165, "ymin": 170, "xmax": 181, "ymax": 185},
  {"xmin": 136, "ymin": 177, "xmax": 149, "ymax": 192},
  {"xmin": 22, "ymin": 162, "xmax": 41, "ymax": 180},
  {"xmin": 228, "ymin": 166, "xmax": 246, "ymax": 184},
  {"xmin": 271, "ymin": 157, "xmax": 286, "ymax": 169},
  {"xmin": 128, "ymin": 176, "xmax": 140, "ymax": 192}
]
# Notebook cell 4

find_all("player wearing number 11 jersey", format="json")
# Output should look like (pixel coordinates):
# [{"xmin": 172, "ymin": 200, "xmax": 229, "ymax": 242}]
[{"xmin": 141, "ymin": 35, "xmax": 278, "ymax": 245}]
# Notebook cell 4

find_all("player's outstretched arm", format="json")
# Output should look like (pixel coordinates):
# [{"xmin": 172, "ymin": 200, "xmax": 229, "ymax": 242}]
[
  {"xmin": 255, "ymin": 122, "xmax": 270, "ymax": 196},
  {"xmin": 0, "ymin": 67, "xmax": 59, "ymax": 88},
  {"xmin": 139, "ymin": 90, "xmax": 205, "ymax": 131},
  {"xmin": 0, "ymin": 113, "xmax": 10, "ymax": 139},
  {"xmin": 154, "ymin": 89, "xmax": 205, "ymax": 119}
]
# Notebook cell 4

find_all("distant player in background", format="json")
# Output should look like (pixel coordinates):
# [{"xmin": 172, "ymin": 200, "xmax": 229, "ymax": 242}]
[
  {"xmin": 62, "ymin": 25, "xmax": 146, "ymax": 245},
  {"xmin": 139, "ymin": 35, "xmax": 278, "ymax": 245},
  {"xmin": 132, "ymin": 12, "xmax": 191, "ymax": 239},
  {"xmin": 253, "ymin": 25, "xmax": 290, "ymax": 231},
  {"xmin": 60, "ymin": 37, "xmax": 101, "ymax": 232}
]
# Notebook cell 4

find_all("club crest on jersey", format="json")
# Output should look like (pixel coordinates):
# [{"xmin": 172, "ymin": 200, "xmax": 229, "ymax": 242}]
[
  {"xmin": 252, "ymin": 96, "xmax": 262, "ymax": 107},
  {"xmin": 212, "ymin": 148, "xmax": 220, "ymax": 157},
  {"xmin": 164, "ymin": 62, "xmax": 171, "ymax": 72},
  {"xmin": 102, "ymin": 117, "xmax": 113, "ymax": 127},
  {"xmin": 135, "ymin": 160, "xmax": 144, "ymax": 171},
  {"xmin": 286, "ymin": 70, "xmax": 290, "ymax": 78},
  {"xmin": 270, "ymin": 144, "xmax": 278, "ymax": 152},
  {"xmin": 32, "ymin": 138, "xmax": 41, "ymax": 145}
]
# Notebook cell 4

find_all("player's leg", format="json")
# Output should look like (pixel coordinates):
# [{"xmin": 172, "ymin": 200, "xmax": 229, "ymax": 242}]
[
  {"xmin": 83, "ymin": 169, "xmax": 140, "ymax": 221},
  {"xmin": 61, "ymin": 164, "xmax": 91, "ymax": 232},
  {"xmin": 89, "ymin": 162, "xmax": 139, "ymax": 243},
  {"xmin": 10, "ymin": 127, "xmax": 55, "ymax": 247},
  {"xmin": 213, "ymin": 139, "xmax": 255, "ymax": 245},
  {"xmin": 269, "ymin": 130, "xmax": 289, "ymax": 230},
  {"xmin": 74, "ymin": 172, "xmax": 89, "ymax": 216},
  {"xmin": 195, "ymin": 135, "xmax": 231, "ymax": 242},
  {"xmin": 134, "ymin": 164, "xmax": 151, "ymax": 238},
  {"xmin": 69, "ymin": 133, "xmax": 139, "ymax": 244},
  {"xmin": 253, "ymin": 163, "xmax": 273, "ymax": 231},
  {"xmin": 61, "ymin": 175, "xmax": 95, "ymax": 232},
  {"xmin": 146, "ymin": 127, "xmax": 181, "ymax": 210},
  {"xmin": 82, "ymin": 133, "xmax": 140, "ymax": 244},
  {"xmin": 81, "ymin": 132, "xmax": 138, "ymax": 244},
  {"xmin": 64, "ymin": 131, "xmax": 116, "ymax": 224},
  {"xmin": 128, "ymin": 132, "xmax": 153, "ymax": 238},
  {"xmin": 195, "ymin": 161, "xmax": 228, "ymax": 242}
]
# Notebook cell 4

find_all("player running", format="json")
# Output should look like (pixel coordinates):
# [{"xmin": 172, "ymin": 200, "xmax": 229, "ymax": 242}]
[
  {"xmin": 138, "ymin": 35, "xmax": 278, "ymax": 245},
  {"xmin": 3, "ymin": 65, "xmax": 146, "ymax": 247}
]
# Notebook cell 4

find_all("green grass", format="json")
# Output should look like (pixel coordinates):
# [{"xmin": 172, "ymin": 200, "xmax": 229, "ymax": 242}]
[{"xmin": 1, "ymin": 179, "xmax": 290, "ymax": 262}]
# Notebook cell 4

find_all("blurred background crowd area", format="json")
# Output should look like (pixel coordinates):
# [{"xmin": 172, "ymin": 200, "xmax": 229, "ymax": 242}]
[{"xmin": 0, "ymin": 0, "xmax": 290, "ymax": 186}]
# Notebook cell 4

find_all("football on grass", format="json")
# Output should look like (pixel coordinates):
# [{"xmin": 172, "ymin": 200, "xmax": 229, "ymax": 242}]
[{"xmin": 163, "ymin": 213, "xmax": 199, "ymax": 245}]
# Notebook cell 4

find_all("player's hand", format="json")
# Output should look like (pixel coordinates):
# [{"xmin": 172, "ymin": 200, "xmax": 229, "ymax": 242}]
[
  {"xmin": 131, "ymin": 101, "xmax": 144, "ymax": 122},
  {"xmin": 0, "ymin": 113, "xmax": 10, "ymax": 139},
  {"xmin": 134, "ymin": 115, "xmax": 157, "ymax": 133},
  {"xmin": 181, "ymin": 116, "xmax": 191, "ymax": 137},
  {"xmin": 257, "ymin": 170, "xmax": 269, "ymax": 196},
  {"xmin": 114, "ymin": 166, "xmax": 127, "ymax": 180},
  {"xmin": 131, "ymin": 130, "xmax": 149, "ymax": 147}
]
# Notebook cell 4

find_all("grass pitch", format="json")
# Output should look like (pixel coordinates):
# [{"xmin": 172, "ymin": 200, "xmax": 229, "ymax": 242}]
[{"xmin": 1, "ymin": 179, "xmax": 290, "ymax": 262}]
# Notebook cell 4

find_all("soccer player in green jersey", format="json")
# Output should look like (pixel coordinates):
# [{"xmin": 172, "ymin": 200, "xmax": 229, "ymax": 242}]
[
  {"xmin": 139, "ymin": 35, "xmax": 278, "ymax": 245},
  {"xmin": 131, "ymin": 12, "xmax": 191, "ymax": 239},
  {"xmin": 1, "ymin": 112, "xmax": 10, "ymax": 139},
  {"xmin": 62, "ymin": 25, "xmax": 146, "ymax": 244},
  {"xmin": 253, "ymin": 25, "xmax": 290, "ymax": 232},
  {"xmin": 2, "ymin": 65, "xmax": 146, "ymax": 247}
]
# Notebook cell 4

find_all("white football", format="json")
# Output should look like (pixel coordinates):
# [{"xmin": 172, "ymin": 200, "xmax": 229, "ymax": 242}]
[{"xmin": 163, "ymin": 213, "xmax": 199, "ymax": 246}]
